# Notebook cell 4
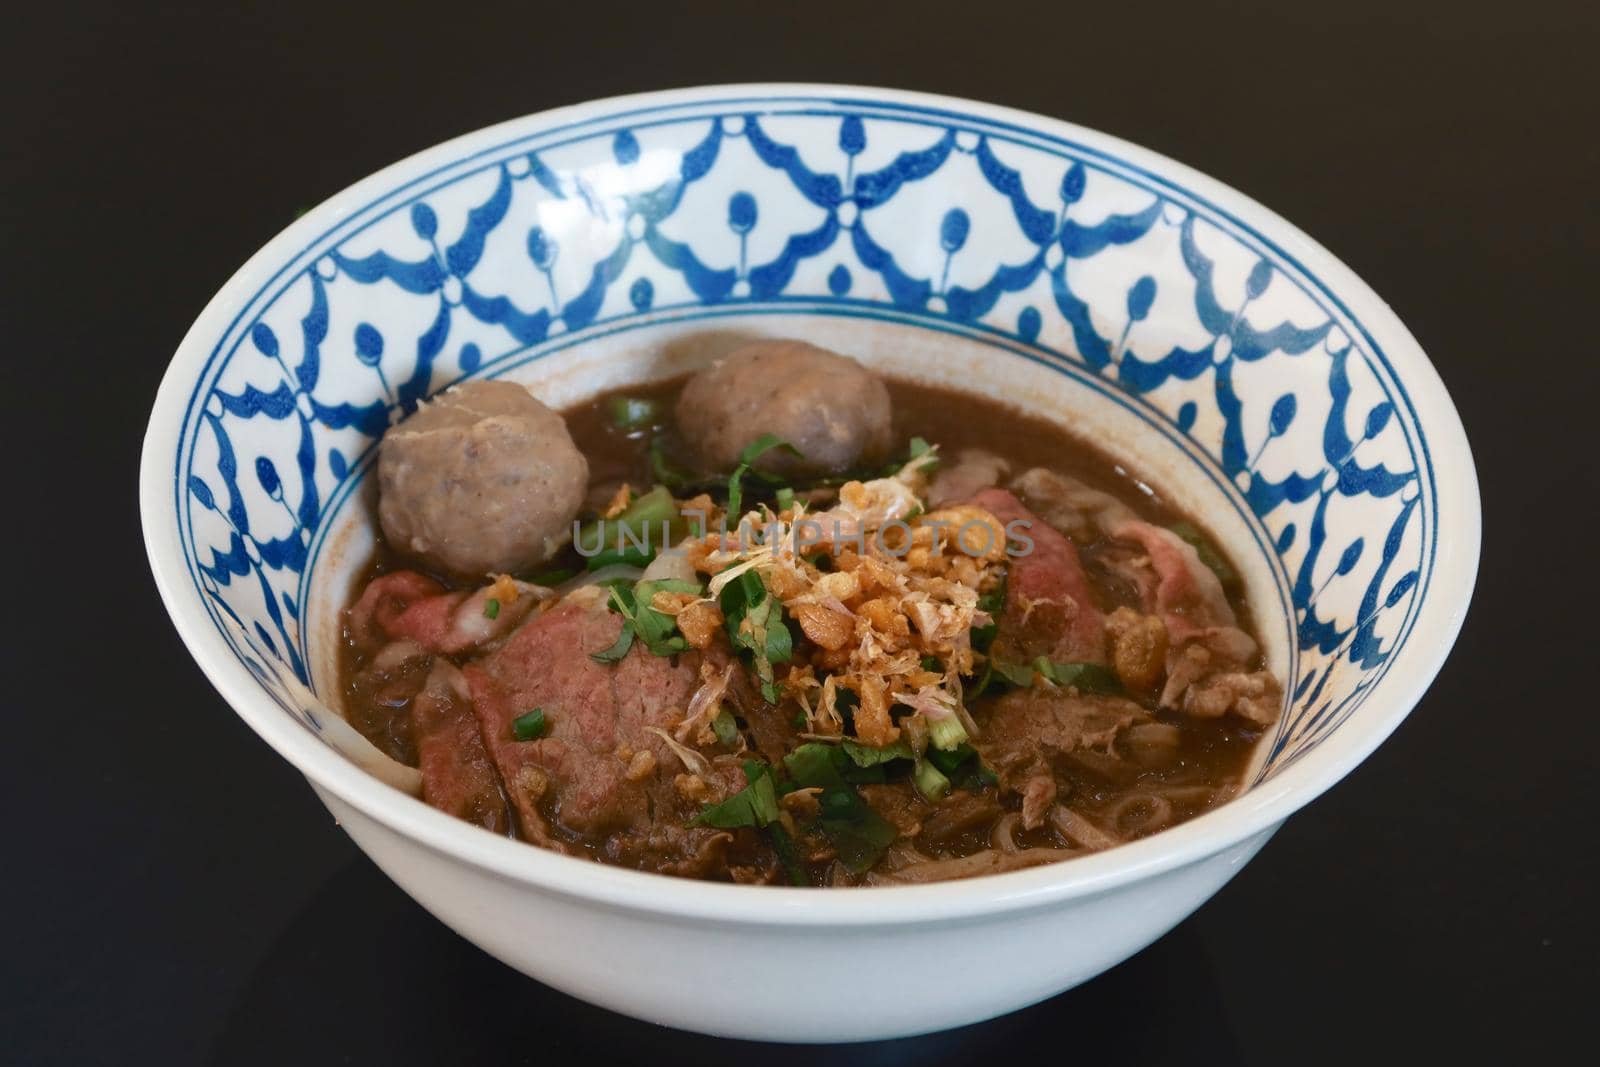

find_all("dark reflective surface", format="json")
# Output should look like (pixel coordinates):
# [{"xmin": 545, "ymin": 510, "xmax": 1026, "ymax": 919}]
[
  {"xmin": 3, "ymin": 1, "xmax": 1592, "ymax": 1064},
  {"xmin": 212, "ymin": 861, "xmax": 1243, "ymax": 1066}
]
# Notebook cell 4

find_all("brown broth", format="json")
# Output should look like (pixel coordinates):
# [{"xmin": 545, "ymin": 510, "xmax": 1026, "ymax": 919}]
[{"xmin": 337, "ymin": 375, "xmax": 1274, "ymax": 883}]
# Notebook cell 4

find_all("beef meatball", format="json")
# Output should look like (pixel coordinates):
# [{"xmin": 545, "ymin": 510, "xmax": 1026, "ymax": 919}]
[
  {"xmin": 378, "ymin": 381, "xmax": 587, "ymax": 577},
  {"xmin": 674, "ymin": 340, "xmax": 892, "ymax": 477}
]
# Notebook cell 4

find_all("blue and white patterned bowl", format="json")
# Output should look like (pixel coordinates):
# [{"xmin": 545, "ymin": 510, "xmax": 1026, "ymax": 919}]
[{"xmin": 141, "ymin": 85, "xmax": 1479, "ymax": 1040}]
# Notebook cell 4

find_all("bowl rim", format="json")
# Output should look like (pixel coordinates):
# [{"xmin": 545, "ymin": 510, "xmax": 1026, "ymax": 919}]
[{"xmin": 141, "ymin": 82, "xmax": 1481, "ymax": 926}]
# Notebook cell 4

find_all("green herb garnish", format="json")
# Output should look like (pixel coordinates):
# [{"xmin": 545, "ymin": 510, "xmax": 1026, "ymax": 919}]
[
  {"xmin": 1033, "ymin": 658, "xmax": 1123, "ymax": 694},
  {"xmin": 1169, "ymin": 520, "xmax": 1239, "ymax": 588},
  {"xmin": 718, "ymin": 567, "xmax": 793, "ymax": 703},
  {"xmin": 648, "ymin": 439, "xmax": 696, "ymax": 491},
  {"xmin": 726, "ymin": 435, "xmax": 802, "ymax": 520},
  {"xmin": 783, "ymin": 743, "xmax": 898, "ymax": 873},
  {"xmin": 590, "ymin": 578, "xmax": 704, "ymax": 663},
  {"xmin": 590, "ymin": 587, "xmax": 640, "ymax": 663},
  {"xmin": 841, "ymin": 738, "xmax": 917, "ymax": 768},
  {"xmin": 711, "ymin": 709, "xmax": 738, "ymax": 746},
  {"xmin": 973, "ymin": 656, "xmax": 1124, "ymax": 696},
  {"xmin": 926, "ymin": 742, "xmax": 999, "ymax": 789},
  {"xmin": 970, "ymin": 569, "xmax": 1007, "ymax": 653},
  {"xmin": 768, "ymin": 821, "xmax": 808, "ymax": 886},
  {"xmin": 575, "ymin": 485, "xmax": 679, "ymax": 572},
  {"xmin": 607, "ymin": 395, "xmax": 660, "ymax": 430},
  {"xmin": 690, "ymin": 761, "xmax": 781, "ymax": 829},
  {"xmin": 483, "ymin": 597, "xmax": 500, "ymax": 620},
  {"xmin": 511, "ymin": 708, "xmax": 547, "ymax": 740},
  {"xmin": 912, "ymin": 758, "xmax": 951, "ymax": 801}
]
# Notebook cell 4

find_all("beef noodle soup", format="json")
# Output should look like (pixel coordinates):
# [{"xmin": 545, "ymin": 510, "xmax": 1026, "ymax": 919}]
[{"xmin": 340, "ymin": 340, "xmax": 1282, "ymax": 885}]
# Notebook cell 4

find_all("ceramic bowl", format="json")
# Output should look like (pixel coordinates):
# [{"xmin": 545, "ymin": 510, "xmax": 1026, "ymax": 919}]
[{"xmin": 141, "ymin": 84, "xmax": 1479, "ymax": 1041}]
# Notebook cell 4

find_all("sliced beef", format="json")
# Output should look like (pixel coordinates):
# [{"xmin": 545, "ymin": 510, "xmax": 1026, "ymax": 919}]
[
  {"xmin": 349, "ymin": 570, "xmax": 544, "ymax": 655},
  {"xmin": 976, "ymin": 687, "xmax": 1150, "ymax": 795},
  {"xmin": 1011, "ymin": 466, "xmax": 1134, "ymax": 543},
  {"xmin": 971, "ymin": 488, "xmax": 1106, "ymax": 664},
  {"xmin": 1006, "ymin": 469, "xmax": 1282, "ymax": 727},
  {"xmin": 413, "ymin": 662, "xmax": 513, "ymax": 836},
  {"xmin": 347, "ymin": 570, "xmax": 445, "ymax": 650},
  {"xmin": 462, "ymin": 590, "xmax": 746, "ymax": 875},
  {"xmin": 1104, "ymin": 520, "xmax": 1235, "ymax": 642},
  {"xmin": 928, "ymin": 448, "xmax": 1010, "ymax": 508}
]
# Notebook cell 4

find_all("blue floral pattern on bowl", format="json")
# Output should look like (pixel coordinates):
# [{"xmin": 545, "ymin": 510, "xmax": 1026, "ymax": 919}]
[{"xmin": 169, "ymin": 92, "xmax": 1436, "ymax": 782}]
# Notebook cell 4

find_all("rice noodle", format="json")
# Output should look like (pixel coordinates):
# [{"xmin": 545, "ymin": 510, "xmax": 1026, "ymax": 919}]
[
  {"xmin": 1150, "ymin": 785, "xmax": 1220, "ymax": 806},
  {"xmin": 867, "ymin": 847, "xmax": 1075, "ymax": 883},
  {"xmin": 1106, "ymin": 793, "xmax": 1175, "ymax": 836},
  {"xmin": 991, "ymin": 812, "xmax": 1022, "ymax": 853},
  {"xmin": 370, "ymin": 638, "xmax": 425, "ymax": 673},
  {"xmin": 1050, "ymin": 805, "xmax": 1121, "ymax": 851}
]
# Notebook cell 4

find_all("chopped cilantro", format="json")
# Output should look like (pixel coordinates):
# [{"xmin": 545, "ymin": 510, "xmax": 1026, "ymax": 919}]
[
  {"xmin": 718, "ymin": 568, "xmax": 793, "ymax": 703},
  {"xmin": 690, "ymin": 761, "xmax": 781, "ymax": 829},
  {"xmin": 841, "ymin": 738, "xmax": 917, "ymax": 767},
  {"xmin": 726, "ymin": 435, "xmax": 802, "ymax": 519},
  {"xmin": 590, "ymin": 578, "xmax": 703, "ymax": 662}
]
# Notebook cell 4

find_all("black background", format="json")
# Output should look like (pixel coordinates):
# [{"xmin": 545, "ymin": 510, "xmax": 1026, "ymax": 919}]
[{"xmin": 4, "ymin": 2, "xmax": 1595, "ymax": 1063}]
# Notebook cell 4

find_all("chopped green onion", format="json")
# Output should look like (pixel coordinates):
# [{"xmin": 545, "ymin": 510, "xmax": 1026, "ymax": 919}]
[
  {"xmin": 912, "ymin": 758, "xmax": 951, "ymax": 801},
  {"xmin": 927, "ymin": 712, "xmax": 969, "ymax": 751},
  {"xmin": 711, "ymin": 709, "xmax": 738, "ymax": 746},
  {"xmin": 775, "ymin": 486, "xmax": 795, "ymax": 512},
  {"xmin": 483, "ymin": 597, "xmax": 500, "ymax": 620},
  {"xmin": 607, "ymin": 395, "xmax": 660, "ymax": 430},
  {"xmin": 971, "ymin": 570, "xmax": 1006, "ymax": 653},
  {"xmin": 511, "ymin": 708, "xmax": 547, "ymax": 740},
  {"xmin": 920, "ymin": 655, "xmax": 942, "ymax": 672},
  {"xmin": 575, "ymin": 485, "xmax": 678, "ymax": 571},
  {"xmin": 648, "ymin": 439, "xmax": 695, "ymax": 491},
  {"xmin": 925, "ymin": 743, "xmax": 999, "ymax": 789},
  {"xmin": 925, "ymin": 743, "xmax": 970, "ymax": 776},
  {"xmin": 965, "ymin": 658, "xmax": 996, "ymax": 701}
]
